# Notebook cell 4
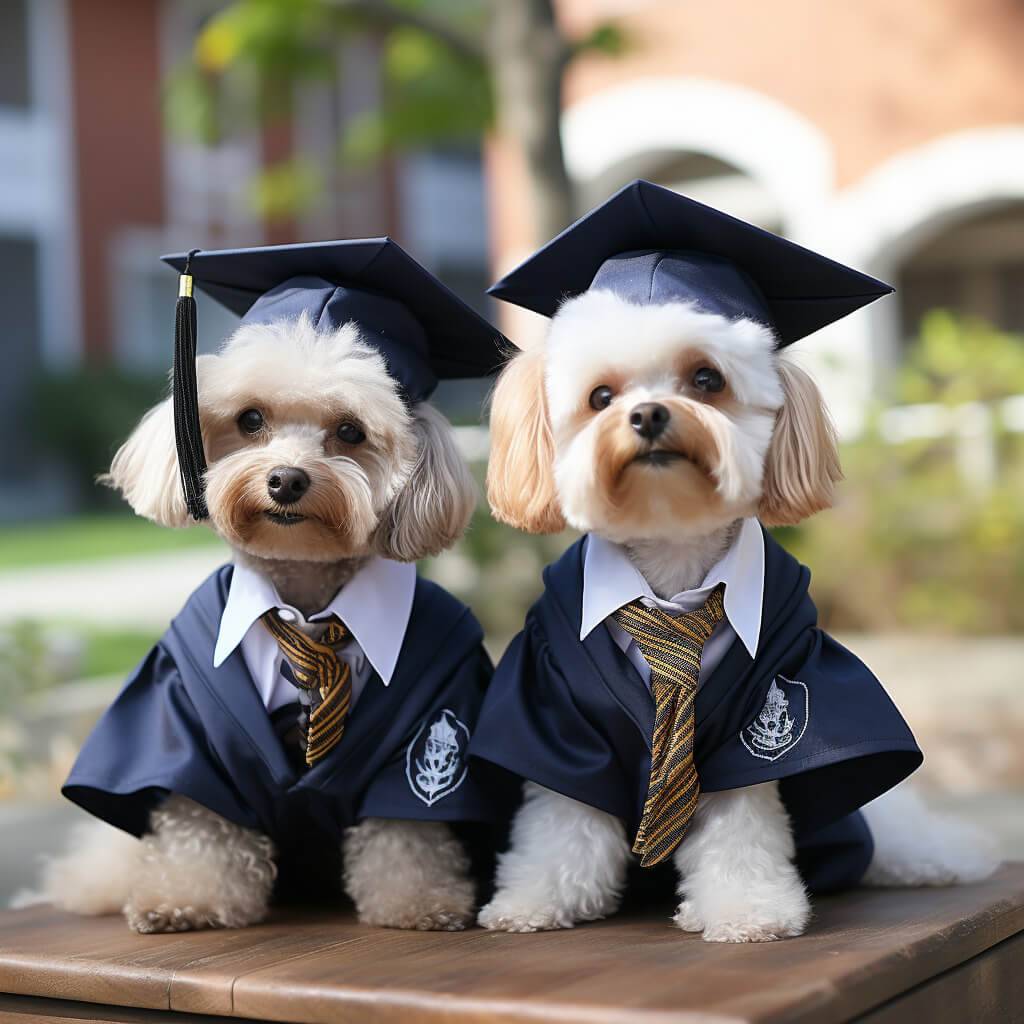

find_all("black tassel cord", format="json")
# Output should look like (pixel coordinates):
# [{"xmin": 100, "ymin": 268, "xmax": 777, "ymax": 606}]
[{"xmin": 172, "ymin": 249, "xmax": 209, "ymax": 520}]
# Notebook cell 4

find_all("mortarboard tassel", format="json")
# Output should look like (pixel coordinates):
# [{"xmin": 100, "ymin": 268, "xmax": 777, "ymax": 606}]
[{"xmin": 172, "ymin": 249, "xmax": 209, "ymax": 520}]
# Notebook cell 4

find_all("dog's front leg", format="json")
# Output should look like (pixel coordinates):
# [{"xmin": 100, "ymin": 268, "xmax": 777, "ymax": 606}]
[
  {"xmin": 478, "ymin": 783, "xmax": 630, "ymax": 932},
  {"xmin": 124, "ymin": 795, "xmax": 276, "ymax": 933},
  {"xmin": 342, "ymin": 818, "xmax": 475, "ymax": 930},
  {"xmin": 673, "ymin": 781, "xmax": 810, "ymax": 943}
]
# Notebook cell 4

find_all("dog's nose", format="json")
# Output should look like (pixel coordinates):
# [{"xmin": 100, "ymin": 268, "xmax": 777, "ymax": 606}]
[
  {"xmin": 267, "ymin": 467, "xmax": 310, "ymax": 505},
  {"xmin": 630, "ymin": 402, "xmax": 670, "ymax": 440}
]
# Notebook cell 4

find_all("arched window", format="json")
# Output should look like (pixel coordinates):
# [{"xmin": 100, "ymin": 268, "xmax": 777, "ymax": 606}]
[
  {"xmin": 897, "ymin": 204, "xmax": 1024, "ymax": 341},
  {"xmin": 580, "ymin": 151, "xmax": 783, "ymax": 235}
]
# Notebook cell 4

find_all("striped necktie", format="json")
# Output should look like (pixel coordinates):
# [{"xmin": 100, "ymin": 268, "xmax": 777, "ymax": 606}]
[
  {"xmin": 260, "ymin": 610, "xmax": 351, "ymax": 768},
  {"xmin": 613, "ymin": 585, "xmax": 726, "ymax": 866}
]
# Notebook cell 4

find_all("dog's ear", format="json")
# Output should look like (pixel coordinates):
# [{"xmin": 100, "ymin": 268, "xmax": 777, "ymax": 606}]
[
  {"xmin": 758, "ymin": 359, "xmax": 842, "ymax": 526},
  {"xmin": 374, "ymin": 403, "xmax": 476, "ymax": 562},
  {"xmin": 101, "ymin": 395, "xmax": 190, "ymax": 528},
  {"xmin": 486, "ymin": 346, "xmax": 565, "ymax": 534}
]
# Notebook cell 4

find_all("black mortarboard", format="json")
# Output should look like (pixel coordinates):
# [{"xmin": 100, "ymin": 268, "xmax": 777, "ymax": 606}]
[
  {"xmin": 162, "ymin": 238, "xmax": 508, "ymax": 520},
  {"xmin": 488, "ymin": 179, "xmax": 892, "ymax": 346}
]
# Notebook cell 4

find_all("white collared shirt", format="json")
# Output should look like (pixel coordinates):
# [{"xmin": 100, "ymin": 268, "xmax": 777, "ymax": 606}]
[
  {"xmin": 213, "ymin": 558, "xmax": 417, "ymax": 713},
  {"xmin": 580, "ymin": 518, "xmax": 765, "ymax": 689}
]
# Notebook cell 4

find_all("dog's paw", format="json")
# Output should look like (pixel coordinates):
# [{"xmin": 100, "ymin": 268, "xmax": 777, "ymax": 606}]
[
  {"xmin": 358, "ymin": 904, "xmax": 474, "ymax": 931},
  {"xmin": 701, "ymin": 917, "xmax": 803, "ymax": 943},
  {"xmin": 125, "ymin": 903, "xmax": 222, "ymax": 934},
  {"xmin": 413, "ymin": 908, "xmax": 473, "ymax": 932},
  {"xmin": 699, "ymin": 888, "xmax": 810, "ymax": 943},
  {"xmin": 672, "ymin": 900, "xmax": 704, "ymax": 932},
  {"xmin": 355, "ymin": 882, "xmax": 476, "ymax": 932},
  {"xmin": 477, "ymin": 898, "xmax": 573, "ymax": 933}
]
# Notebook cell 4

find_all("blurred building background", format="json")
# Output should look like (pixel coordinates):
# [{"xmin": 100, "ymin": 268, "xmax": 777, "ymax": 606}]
[
  {"xmin": 1, "ymin": 0, "xmax": 1022, "ymax": 900},
  {"xmin": 492, "ymin": 0, "xmax": 1024, "ymax": 433},
  {"xmin": 0, "ymin": 0, "xmax": 490, "ymax": 520}
]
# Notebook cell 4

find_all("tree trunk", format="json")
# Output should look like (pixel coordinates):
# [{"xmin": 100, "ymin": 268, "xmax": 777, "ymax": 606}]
[{"xmin": 488, "ymin": 0, "xmax": 575, "ymax": 244}]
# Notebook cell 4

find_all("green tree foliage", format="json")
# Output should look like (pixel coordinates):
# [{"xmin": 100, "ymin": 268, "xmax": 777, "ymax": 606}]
[
  {"xmin": 898, "ymin": 311, "xmax": 1024, "ymax": 405},
  {"xmin": 783, "ymin": 313, "xmax": 1024, "ymax": 635},
  {"xmin": 32, "ymin": 369, "xmax": 167, "ymax": 507},
  {"xmin": 164, "ymin": 0, "xmax": 623, "ymax": 231}
]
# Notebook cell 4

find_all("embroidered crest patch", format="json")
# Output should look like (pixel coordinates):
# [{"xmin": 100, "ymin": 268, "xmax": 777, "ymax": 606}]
[
  {"xmin": 406, "ymin": 708, "xmax": 469, "ymax": 806},
  {"xmin": 740, "ymin": 676, "xmax": 809, "ymax": 762}
]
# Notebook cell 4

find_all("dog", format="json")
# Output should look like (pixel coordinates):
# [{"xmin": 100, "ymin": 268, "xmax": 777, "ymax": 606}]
[
  {"xmin": 471, "ymin": 288, "xmax": 999, "ymax": 942},
  {"xmin": 30, "ymin": 309, "xmax": 493, "ymax": 933}
]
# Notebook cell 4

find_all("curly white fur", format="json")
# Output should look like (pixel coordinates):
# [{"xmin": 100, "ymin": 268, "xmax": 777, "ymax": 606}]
[
  {"xmin": 673, "ymin": 783, "xmax": 810, "ymax": 942},
  {"xmin": 124, "ymin": 796, "xmax": 277, "ymax": 933},
  {"xmin": 31, "ymin": 798, "xmax": 276, "ymax": 933},
  {"xmin": 343, "ymin": 818, "xmax": 476, "ymax": 930},
  {"xmin": 478, "ymin": 783, "xmax": 631, "ymax": 932},
  {"xmin": 17, "ymin": 818, "xmax": 142, "ymax": 915}
]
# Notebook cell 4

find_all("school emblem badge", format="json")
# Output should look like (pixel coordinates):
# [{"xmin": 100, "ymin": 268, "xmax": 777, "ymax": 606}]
[
  {"xmin": 406, "ymin": 708, "xmax": 469, "ymax": 806},
  {"xmin": 740, "ymin": 676, "xmax": 808, "ymax": 762}
]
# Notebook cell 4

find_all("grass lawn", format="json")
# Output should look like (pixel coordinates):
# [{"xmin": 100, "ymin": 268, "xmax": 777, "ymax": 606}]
[
  {"xmin": 0, "ymin": 622, "xmax": 161, "ymax": 698},
  {"xmin": 0, "ymin": 515, "xmax": 224, "ymax": 570},
  {"xmin": 81, "ymin": 627, "xmax": 161, "ymax": 678}
]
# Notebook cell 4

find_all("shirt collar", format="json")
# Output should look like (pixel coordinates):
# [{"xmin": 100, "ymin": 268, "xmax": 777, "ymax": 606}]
[
  {"xmin": 580, "ymin": 517, "xmax": 765, "ymax": 658},
  {"xmin": 213, "ymin": 557, "xmax": 417, "ymax": 684}
]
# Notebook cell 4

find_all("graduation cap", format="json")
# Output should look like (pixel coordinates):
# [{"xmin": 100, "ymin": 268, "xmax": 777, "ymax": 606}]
[
  {"xmin": 489, "ymin": 179, "xmax": 892, "ymax": 345},
  {"xmin": 164, "ymin": 238, "xmax": 509, "ymax": 520}
]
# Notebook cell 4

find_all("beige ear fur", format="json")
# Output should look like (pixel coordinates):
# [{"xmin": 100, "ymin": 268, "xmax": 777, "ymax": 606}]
[
  {"xmin": 758, "ymin": 359, "xmax": 842, "ymax": 526},
  {"xmin": 101, "ymin": 397, "xmax": 189, "ymax": 528},
  {"xmin": 373, "ymin": 403, "xmax": 476, "ymax": 562},
  {"xmin": 485, "ymin": 346, "xmax": 566, "ymax": 534}
]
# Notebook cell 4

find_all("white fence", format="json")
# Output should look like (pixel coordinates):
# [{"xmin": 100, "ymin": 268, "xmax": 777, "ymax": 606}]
[{"xmin": 879, "ymin": 396, "xmax": 1024, "ymax": 489}]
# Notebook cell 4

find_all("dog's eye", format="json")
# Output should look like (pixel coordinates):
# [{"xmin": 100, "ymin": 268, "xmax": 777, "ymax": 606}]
[
  {"xmin": 336, "ymin": 422, "xmax": 366, "ymax": 445},
  {"xmin": 589, "ymin": 385, "xmax": 615, "ymax": 411},
  {"xmin": 692, "ymin": 367, "xmax": 725, "ymax": 393},
  {"xmin": 238, "ymin": 409, "xmax": 265, "ymax": 434}
]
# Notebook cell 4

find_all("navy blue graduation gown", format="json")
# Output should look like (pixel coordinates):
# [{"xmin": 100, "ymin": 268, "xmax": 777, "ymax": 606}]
[
  {"xmin": 468, "ymin": 529, "xmax": 922, "ymax": 893},
  {"xmin": 64, "ymin": 566, "xmax": 498, "ymax": 855}
]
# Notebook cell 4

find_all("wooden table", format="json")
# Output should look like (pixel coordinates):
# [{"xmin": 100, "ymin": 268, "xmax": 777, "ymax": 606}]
[{"xmin": 1, "ymin": 865, "xmax": 1023, "ymax": 1024}]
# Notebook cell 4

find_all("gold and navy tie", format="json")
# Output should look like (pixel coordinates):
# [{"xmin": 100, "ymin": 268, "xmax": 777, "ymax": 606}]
[
  {"xmin": 260, "ymin": 610, "xmax": 351, "ymax": 768},
  {"xmin": 613, "ymin": 585, "xmax": 726, "ymax": 866}
]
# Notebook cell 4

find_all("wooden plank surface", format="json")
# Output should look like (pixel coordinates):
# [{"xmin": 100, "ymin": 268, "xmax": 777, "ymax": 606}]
[
  {"xmin": 1, "ymin": 865, "xmax": 1022, "ymax": 1024},
  {"xmin": 860, "ymin": 930, "xmax": 1024, "ymax": 1022},
  {"xmin": 0, "ymin": 992, "xmax": 278, "ymax": 1023}
]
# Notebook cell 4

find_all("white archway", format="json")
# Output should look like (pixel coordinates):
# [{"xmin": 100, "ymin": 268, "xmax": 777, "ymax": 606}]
[
  {"xmin": 561, "ymin": 76, "xmax": 835, "ymax": 241},
  {"xmin": 826, "ymin": 126, "xmax": 1024, "ymax": 386},
  {"xmin": 829, "ymin": 125, "xmax": 1024, "ymax": 275}
]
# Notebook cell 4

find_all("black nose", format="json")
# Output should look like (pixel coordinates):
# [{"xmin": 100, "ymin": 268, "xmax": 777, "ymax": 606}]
[
  {"xmin": 630, "ymin": 402, "xmax": 670, "ymax": 440},
  {"xmin": 267, "ymin": 467, "xmax": 310, "ymax": 505}
]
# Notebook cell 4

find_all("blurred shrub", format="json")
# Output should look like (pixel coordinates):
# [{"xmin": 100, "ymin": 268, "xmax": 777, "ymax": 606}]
[
  {"xmin": 33, "ymin": 367, "xmax": 167, "ymax": 507},
  {"xmin": 0, "ymin": 622, "xmax": 71, "ymax": 709},
  {"xmin": 784, "ymin": 312, "xmax": 1024, "ymax": 634},
  {"xmin": 422, "ymin": 464, "xmax": 574, "ymax": 651}
]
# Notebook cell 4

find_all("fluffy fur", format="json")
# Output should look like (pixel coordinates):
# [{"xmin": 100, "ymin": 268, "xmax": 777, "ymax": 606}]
[
  {"xmin": 482, "ymin": 290, "xmax": 998, "ymax": 942},
  {"xmin": 343, "ymin": 819, "xmax": 476, "ymax": 931},
  {"xmin": 38, "ymin": 314, "xmax": 478, "ymax": 933},
  {"xmin": 477, "ymin": 783, "xmax": 630, "ymax": 932}
]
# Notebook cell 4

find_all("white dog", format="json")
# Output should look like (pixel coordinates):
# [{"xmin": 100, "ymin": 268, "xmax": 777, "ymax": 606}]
[
  {"xmin": 31, "ymin": 309, "xmax": 488, "ymax": 934},
  {"xmin": 473, "ymin": 289, "xmax": 999, "ymax": 942}
]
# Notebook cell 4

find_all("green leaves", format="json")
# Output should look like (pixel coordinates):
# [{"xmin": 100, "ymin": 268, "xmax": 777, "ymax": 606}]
[
  {"xmin": 781, "ymin": 314, "xmax": 1024, "ymax": 634},
  {"xmin": 195, "ymin": 0, "xmax": 336, "ymax": 78},
  {"xmin": 249, "ymin": 157, "xmax": 324, "ymax": 220},
  {"xmin": 569, "ymin": 21, "xmax": 627, "ymax": 60},
  {"xmin": 899, "ymin": 311, "xmax": 1024, "ymax": 406},
  {"xmin": 162, "ymin": 0, "xmax": 621, "ymax": 221},
  {"xmin": 344, "ymin": 26, "xmax": 491, "ymax": 162}
]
